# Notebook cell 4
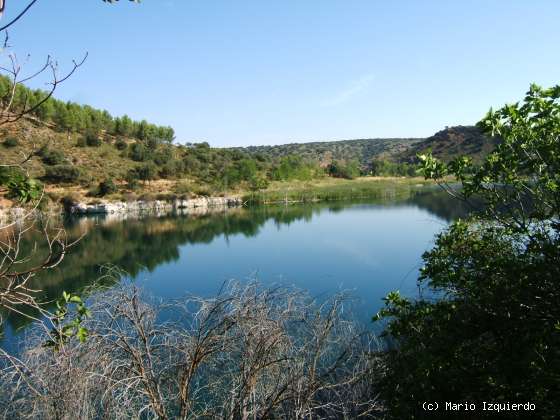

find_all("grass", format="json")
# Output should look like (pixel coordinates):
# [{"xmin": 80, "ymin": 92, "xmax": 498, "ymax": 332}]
[
  {"xmin": 243, "ymin": 176, "xmax": 434, "ymax": 204},
  {"xmin": 41, "ymin": 176, "xmax": 433, "ymax": 207}
]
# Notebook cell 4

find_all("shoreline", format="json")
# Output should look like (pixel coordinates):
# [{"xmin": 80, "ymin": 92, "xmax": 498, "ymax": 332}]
[
  {"xmin": 0, "ymin": 196, "xmax": 244, "ymax": 225},
  {"xmin": 0, "ymin": 177, "xmax": 436, "ymax": 224},
  {"xmin": 68, "ymin": 196, "xmax": 244, "ymax": 215}
]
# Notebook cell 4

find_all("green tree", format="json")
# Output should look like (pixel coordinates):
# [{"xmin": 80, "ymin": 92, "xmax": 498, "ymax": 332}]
[
  {"xmin": 238, "ymin": 158, "xmax": 258, "ymax": 181},
  {"xmin": 249, "ymin": 174, "xmax": 269, "ymax": 192},
  {"xmin": 146, "ymin": 137, "xmax": 160, "ymax": 151},
  {"xmin": 271, "ymin": 155, "xmax": 319, "ymax": 181},
  {"xmin": 327, "ymin": 160, "xmax": 360, "ymax": 179},
  {"xmin": 374, "ymin": 84, "xmax": 560, "ymax": 419},
  {"xmin": 153, "ymin": 147, "xmax": 173, "ymax": 165},
  {"xmin": 34, "ymin": 95, "xmax": 55, "ymax": 121},
  {"xmin": 114, "ymin": 116, "xmax": 129, "ymax": 136},
  {"xmin": 128, "ymin": 142, "xmax": 151, "ymax": 161},
  {"xmin": 136, "ymin": 119, "xmax": 151, "ymax": 141}
]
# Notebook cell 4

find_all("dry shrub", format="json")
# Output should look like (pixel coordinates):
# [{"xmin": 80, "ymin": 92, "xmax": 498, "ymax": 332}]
[{"xmin": 0, "ymin": 281, "xmax": 383, "ymax": 419}]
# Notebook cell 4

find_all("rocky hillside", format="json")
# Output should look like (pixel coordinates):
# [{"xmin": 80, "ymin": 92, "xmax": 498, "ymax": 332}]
[{"xmin": 396, "ymin": 125, "xmax": 499, "ymax": 163}]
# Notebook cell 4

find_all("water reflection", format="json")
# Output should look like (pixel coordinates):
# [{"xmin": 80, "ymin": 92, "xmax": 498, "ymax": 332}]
[{"xmin": 1, "ymin": 187, "xmax": 469, "ymax": 346}]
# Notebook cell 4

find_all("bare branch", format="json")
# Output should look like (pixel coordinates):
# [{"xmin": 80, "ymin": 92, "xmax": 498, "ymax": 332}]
[
  {"xmin": 0, "ymin": 0, "xmax": 40, "ymax": 33},
  {"xmin": 0, "ymin": 282, "xmax": 385, "ymax": 419}
]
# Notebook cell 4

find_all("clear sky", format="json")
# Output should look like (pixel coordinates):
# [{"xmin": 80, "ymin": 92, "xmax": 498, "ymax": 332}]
[{"xmin": 6, "ymin": 0, "xmax": 560, "ymax": 146}]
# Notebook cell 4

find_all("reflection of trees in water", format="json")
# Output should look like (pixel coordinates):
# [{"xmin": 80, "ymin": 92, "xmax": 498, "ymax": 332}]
[
  {"xmin": 406, "ymin": 188, "xmax": 477, "ymax": 221},
  {"xmin": 2, "ymin": 191, "xmax": 463, "ymax": 333}
]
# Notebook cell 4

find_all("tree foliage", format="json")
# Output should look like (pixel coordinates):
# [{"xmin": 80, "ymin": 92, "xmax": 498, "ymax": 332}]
[
  {"xmin": 0, "ymin": 167, "xmax": 42, "ymax": 202},
  {"xmin": 375, "ymin": 84, "xmax": 560, "ymax": 419},
  {"xmin": 327, "ymin": 160, "xmax": 361, "ymax": 179},
  {"xmin": 370, "ymin": 159, "xmax": 417, "ymax": 177},
  {"xmin": 271, "ymin": 155, "xmax": 321, "ymax": 181},
  {"xmin": 43, "ymin": 165, "xmax": 81, "ymax": 184},
  {"xmin": 97, "ymin": 179, "xmax": 118, "ymax": 196},
  {"xmin": 38, "ymin": 146, "xmax": 66, "ymax": 166},
  {"xmin": 0, "ymin": 75, "xmax": 175, "ymax": 143}
]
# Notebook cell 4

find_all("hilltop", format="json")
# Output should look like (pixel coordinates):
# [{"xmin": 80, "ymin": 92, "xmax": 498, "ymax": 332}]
[
  {"xmin": 396, "ymin": 125, "xmax": 499, "ymax": 163},
  {"xmin": 236, "ymin": 126, "xmax": 498, "ymax": 167},
  {"xmin": 238, "ymin": 137, "xmax": 421, "ymax": 167}
]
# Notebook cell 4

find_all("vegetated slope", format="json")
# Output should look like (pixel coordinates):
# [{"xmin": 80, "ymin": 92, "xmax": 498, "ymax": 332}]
[
  {"xmin": 397, "ymin": 125, "xmax": 500, "ymax": 163},
  {"xmin": 238, "ymin": 137, "xmax": 422, "ymax": 166},
  {"xmin": 1, "ymin": 76, "xmax": 500, "ymax": 207},
  {"xmin": 0, "ymin": 118, "xmax": 139, "ymax": 183},
  {"xmin": 0, "ymin": 117, "xmax": 326, "ymax": 202}
]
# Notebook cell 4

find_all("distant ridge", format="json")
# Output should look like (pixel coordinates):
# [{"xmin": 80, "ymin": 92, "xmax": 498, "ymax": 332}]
[
  {"xmin": 396, "ymin": 125, "xmax": 499, "ymax": 163},
  {"xmin": 236, "ymin": 125, "xmax": 498, "ymax": 166},
  {"xmin": 237, "ymin": 137, "xmax": 422, "ymax": 166}
]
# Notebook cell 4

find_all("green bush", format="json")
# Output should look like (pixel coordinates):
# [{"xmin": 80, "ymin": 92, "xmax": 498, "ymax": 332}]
[
  {"xmin": 85, "ymin": 132, "xmax": 102, "ymax": 147},
  {"xmin": 39, "ymin": 148, "xmax": 66, "ymax": 166},
  {"xmin": 97, "ymin": 179, "xmax": 118, "ymax": 196},
  {"xmin": 115, "ymin": 139, "xmax": 128, "ymax": 150},
  {"xmin": 137, "ymin": 163, "xmax": 158, "ymax": 181},
  {"xmin": 126, "ymin": 178, "xmax": 139, "ymax": 190},
  {"xmin": 370, "ymin": 159, "xmax": 417, "ymax": 177},
  {"xmin": 249, "ymin": 174, "xmax": 269, "ymax": 191},
  {"xmin": 159, "ymin": 160, "xmax": 184, "ymax": 179},
  {"xmin": 155, "ymin": 193, "xmax": 177, "ymax": 201},
  {"xmin": 43, "ymin": 165, "xmax": 81, "ymax": 183},
  {"xmin": 138, "ymin": 193, "xmax": 156, "ymax": 202},
  {"xmin": 271, "ymin": 155, "xmax": 321, "ymax": 181},
  {"xmin": 2, "ymin": 137, "xmax": 19, "ymax": 148}
]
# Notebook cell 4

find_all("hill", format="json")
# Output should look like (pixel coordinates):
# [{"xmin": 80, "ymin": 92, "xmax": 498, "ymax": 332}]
[
  {"xmin": 396, "ymin": 125, "xmax": 499, "ymax": 163},
  {"xmin": 1, "ymin": 118, "xmax": 501, "ymax": 208},
  {"xmin": 0, "ymin": 73, "xmax": 501, "ymax": 206},
  {"xmin": 238, "ymin": 137, "xmax": 422, "ymax": 167}
]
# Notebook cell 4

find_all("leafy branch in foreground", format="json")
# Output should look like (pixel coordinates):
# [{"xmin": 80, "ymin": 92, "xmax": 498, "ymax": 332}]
[
  {"xmin": 375, "ymin": 84, "xmax": 560, "ymax": 419},
  {"xmin": 44, "ymin": 291, "xmax": 91, "ymax": 350}
]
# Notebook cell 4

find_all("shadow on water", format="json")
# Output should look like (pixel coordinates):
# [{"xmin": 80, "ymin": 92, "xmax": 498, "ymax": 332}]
[{"xmin": 0, "ymin": 186, "xmax": 470, "ymax": 345}]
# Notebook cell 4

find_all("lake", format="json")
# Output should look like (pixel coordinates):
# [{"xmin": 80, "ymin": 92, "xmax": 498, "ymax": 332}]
[{"xmin": 0, "ymin": 186, "xmax": 468, "ymax": 351}]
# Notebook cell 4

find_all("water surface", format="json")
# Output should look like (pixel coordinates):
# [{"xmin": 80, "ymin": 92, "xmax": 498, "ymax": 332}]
[{"xmin": 1, "ymin": 187, "xmax": 468, "ymax": 350}]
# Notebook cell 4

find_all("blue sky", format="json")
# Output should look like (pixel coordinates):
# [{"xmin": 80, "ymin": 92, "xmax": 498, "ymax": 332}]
[{"xmin": 6, "ymin": 0, "xmax": 560, "ymax": 146}]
